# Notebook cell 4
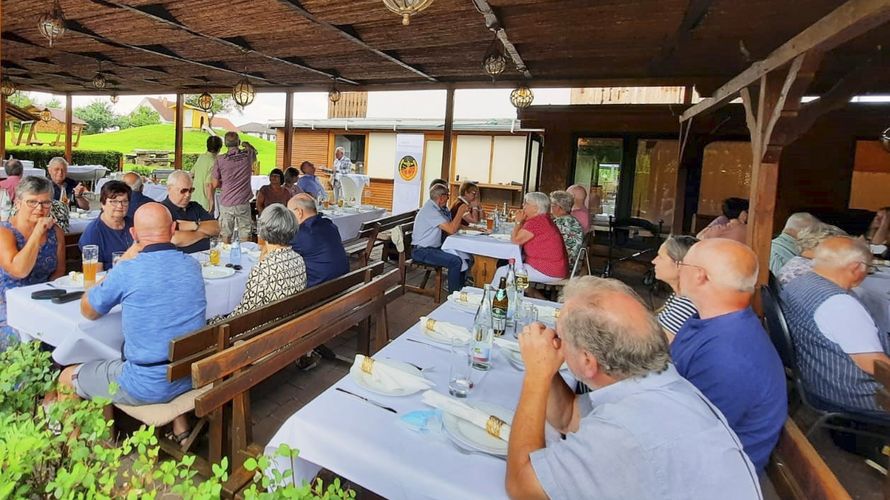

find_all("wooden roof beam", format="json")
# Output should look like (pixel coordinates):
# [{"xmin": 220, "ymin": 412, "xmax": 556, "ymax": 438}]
[
  {"xmin": 88, "ymin": 0, "xmax": 358, "ymax": 86},
  {"xmin": 276, "ymin": 0, "xmax": 437, "ymax": 82},
  {"xmin": 649, "ymin": 0, "xmax": 715, "ymax": 74},
  {"xmin": 470, "ymin": 0, "xmax": 532, "ymax": 80},
  {"xmin": 680, "ymin": 0, "xmax": 890, "ymax": 122}
]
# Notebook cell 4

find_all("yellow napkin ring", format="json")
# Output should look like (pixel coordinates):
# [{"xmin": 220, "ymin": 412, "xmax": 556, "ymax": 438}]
[
  {"xmin": 425, "ymin": 318, "xmax": 437, "ymax": 331},
  {"xmin": 361, "ymin": 357, "xmax": 375, "ymax": 374},
  {"xmin": 486, "ymin": 416, "xmax": 506, "ymax": 438},
  {"xmin": 459, "ymin": 292, "xmax": 468, "ymax": 303},
  {"xmin": 553, "ymin": 309, "xmax": 561, "ymax": 319}
]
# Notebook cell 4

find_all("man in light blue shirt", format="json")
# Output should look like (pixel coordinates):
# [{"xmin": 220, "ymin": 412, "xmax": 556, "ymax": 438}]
[
  {"xmin": 506, "ymin": 276, "xmax": 761, "ymax": 500},
  {"xmin": 770, "ymin": 212, "xmax": 817, "ymax": 275},
  {"xmin": 296, "ymin": 161, "xmax": 328, "ymax": 201},
  {"xmin": 411, "ymin": 184, "xmax": 468, "ymax": 293}
]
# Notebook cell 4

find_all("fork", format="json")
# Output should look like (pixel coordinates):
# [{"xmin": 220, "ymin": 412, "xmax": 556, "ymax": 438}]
[{"xmin": 404, "ymin": 361, "xmax": 434, "ymax": 373}]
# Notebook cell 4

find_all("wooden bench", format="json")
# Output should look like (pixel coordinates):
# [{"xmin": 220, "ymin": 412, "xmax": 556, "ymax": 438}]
[
  {"xmin": 191, "ymin": 268, "xmax": 402, "ymax": 497},
  {"xmin": 767, "ymin": 418, "xmax": 851, "ymax": 499},
  {"xmin": 343, "ymin": 209, "xmax": 418, "ymax": 266}
]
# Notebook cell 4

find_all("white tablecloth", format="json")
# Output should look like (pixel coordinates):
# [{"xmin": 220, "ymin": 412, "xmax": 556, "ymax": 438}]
[
  {"xmin": 7, "ymin": 250, "xmax": 255, "ymax": 365},
  {"xmin": 67, "ymin": 212, "xmax": 100, "ymax": 235},
  {"xmin": 265, "ymin": 290, "xmax": 563, "ymax": 499},
  {"xmin": 97, "ymin": 178, "xmax": 167, "ymax": 202},
  {"xmin": 442, "ymin": 233, "xmax": 523, "ymax": 267},
  {"xmin": 320, "ymin": 207, "xmax": 387, "ymax": 241},
  {"xmin": 0, "ymin": 167, "xmax": 45, "ymax": 179},
  {"xmin": 67, "ymin": 165, "xmax": 109, "ymax": 184},
  {"xmin": 855, "ymin": 272, "xmax": 890, "ymax": 334}
]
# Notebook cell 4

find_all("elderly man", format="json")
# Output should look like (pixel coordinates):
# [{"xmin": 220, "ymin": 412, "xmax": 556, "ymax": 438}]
[
  {"xmin": 296, "ymin": 161, "xmax": 328, "ymax": 201},
  {"xmin": 331, "ymin": 146, "xmax": 351, "ymax": 202},
  {"xmin": 413, "ymin": 184, "xmax": 468, "ymax": 294},
  {"xmin": 288, "ymin": 194, "xmax": 348, "ymax": 287},
  {"xmin": 59, "ymin": 202, "xmax": 205, "ymax": 438},
  {"xmin": 161, "ymin": 170, "xmax": 219, "ymax": 254},
  {"xmin": 47, "ymin": 157, "xmax": 89, "ymax": 210},
  {"xmin": 506, "ymin": 277, "xmax": 760, "ymax": 499},
  {"xmin": 122, "ymin": 172, "xmax": 154, "ymax": 219},
  {"xmin": 674, "ymin": 238, "xmax": 787, "ymax": 472},
  {"xmin": 0, "ymin": 159, "xmax": 23, "ymax": 199},
  {"xmin": 781, "ymin": 236, "xmax": 890, "ymax": 418},
  {"xmin": 211, "ymin": 132, "xmax": 255, "ymax": 243},
  {"xmin": 770, "ymin": 212, "xmax": 818, "ymax": 275}
]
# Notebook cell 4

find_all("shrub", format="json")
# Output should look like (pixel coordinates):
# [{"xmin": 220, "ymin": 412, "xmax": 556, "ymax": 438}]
[{"xmin": 5, "ymin": 149, "xmax": 123, "ymax": 172}]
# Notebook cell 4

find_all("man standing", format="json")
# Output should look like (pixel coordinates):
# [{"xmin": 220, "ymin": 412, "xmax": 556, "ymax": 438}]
[
  {"xmin": 122, "ymin": 172, "xmax": 154, "ymax": 219},
  {"xmin": 47, "ymin": 157, "xmax": 89, "ymax": 210},
  {"xmin": 288, "ymin": 194, "xmax": 349, "ymax": 287},
  {"xmin": 161, "ymin": 171, "xmax": 219, "ymax": 253},
  {"xmin": 506, "ymin": 277, "xmax": 760, "ymax": 499},
  {"xmin": 296, "ymin": 161, "xmax": 328, "ymax": 201},
  {"xmin": 770, "ymin": 212, "xmax": 818, "ymax": 275},
  {"xmin": 332, "ymin": 146, "xmax": 351, "ymax": 202},
  {"xmin": 412, "ymin": 184, "xmax": 468, "ymax": 294},
  {"xmin": 674, "ymin": 238, "xmax": 787, "ymax": 472},
  {"xmin": 211, "ymin": 132, "xmax": 255, "ymax": 243}
]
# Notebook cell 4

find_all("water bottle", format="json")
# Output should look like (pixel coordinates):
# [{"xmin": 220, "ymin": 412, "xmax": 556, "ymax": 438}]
[
  {"xmin": 229, "ymin": 224, "xmax": 242, "ymax": 266},
  {"xmin": 506, "ymin": 259, "xmax": 517, "ymax": 319},
  {"xmin": 471, "ymin": 285, "xmax": 494, "ymax": 371}
]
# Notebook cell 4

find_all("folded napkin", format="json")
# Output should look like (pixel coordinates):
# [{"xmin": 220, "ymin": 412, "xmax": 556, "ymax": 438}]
[
  {"xmin": 494, "ymin": 337, "xmax": 520, "ymax": 352},
  {"xmin": 536, "ymin": 305, "xmax": 560, "ymax": 320},
  {"xmin": 421, "ymin": 390, "xmax": 511, "ymax": 442},
  {"xmin": 350, "ymin": 355, "xmax": 434, "ymax": 393},
  {"xmin": 419, "ymin": 317, "xmax": 472, "ymax": 343},
  {"xmin": 448, "ymin": 291, "xmax": 483, "ymax": 306}
]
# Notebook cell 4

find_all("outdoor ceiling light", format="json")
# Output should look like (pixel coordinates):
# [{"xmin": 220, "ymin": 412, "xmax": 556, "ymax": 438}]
[
  {"xmin": 232, "ymin": 77, "xmax": 255, "ymax": 107},
  {"xmin": 37, "ymin": 0, "xmax": 67, "ymax": 48},
  {"xmin": 482, "ymin": 36, "xmax": 507, "ymax": 81},
  {"xmin": 382, "ymin": 0, "xmax": 434, "ymax": 25},
  {"xmin": 329, "ymin": 79, "xmax": 341, "ymax": 104},
  {"xmin": 510, "ymin": 85, "xmax": 534, "ymax": 109},
  {"xmin": 40, "ymin": 108, "xmax": 53, "ymax": 123},
  {"xmin": 109, "ymin": 93, "xmax": 119, "ymax": 104},
  {"xmin": 197, "ymin": 91, "xmax": 214, "ymax": 112},
  {"xmin": 92, "ymin": 72, "xmax": 107, "ymax": 90},
  {"xmin": 881, "ymin": 127, "xmax": 890, "ymax": 153},
  {"xmin": 0, "ymin": 76, "xmax": 16, "ymax": 97}
]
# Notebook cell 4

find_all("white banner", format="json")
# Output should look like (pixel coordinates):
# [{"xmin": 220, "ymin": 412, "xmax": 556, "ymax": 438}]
[{"xmin": 392, "ymin": 134, "xmax": 425, "ymax": 214}]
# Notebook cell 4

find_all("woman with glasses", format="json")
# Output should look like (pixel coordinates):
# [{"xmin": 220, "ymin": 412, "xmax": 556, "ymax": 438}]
[
  {"xmin": 651, "ymin": 235, "xmax": 699, "ymax": 342},
  {"xmin": 79, "ymin": 180, "xmax": 134, "ymax": 271},
  {"xmin": 0, "ymin": 176, "xmax": 65, "ymax": 350}
]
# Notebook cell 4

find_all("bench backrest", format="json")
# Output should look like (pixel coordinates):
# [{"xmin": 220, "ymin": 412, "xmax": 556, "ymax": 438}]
[
  {"xmin": 353, "ymin": 209, "xmax": 418, "ymax": 264},
  {"xmin": 767, "ymin": 419, "xmax": 851, "ymax": 500}
]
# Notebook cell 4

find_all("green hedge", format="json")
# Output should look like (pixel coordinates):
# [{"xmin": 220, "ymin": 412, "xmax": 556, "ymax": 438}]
[{"xmin": 5, "ymin": 148, "xmax": 123, "ymax": 172}]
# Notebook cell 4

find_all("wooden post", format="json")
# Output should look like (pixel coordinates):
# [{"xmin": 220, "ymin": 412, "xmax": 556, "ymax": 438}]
[
  {"xmin": 440, "ymin": 87, "xmax": 455, "ymax": 180},
  {"xmin": 0, "ymin": 96, "xmax": 6, "ymax": 161},
  {"xmin": 64, "ymin": 93, "xmax": 73, "ymax": 163},
  {"xmin": 282, "ymin": 91, "xmax": 294, "ymax": 168},
  {"xmin": 174, "ymin": 93, "xmax": 184, "ymax": 169}
]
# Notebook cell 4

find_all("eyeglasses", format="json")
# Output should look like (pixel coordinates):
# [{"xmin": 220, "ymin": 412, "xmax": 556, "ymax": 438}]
[
  {"xmin": 178, "ymin": 187, "xmax": 196, "ymax": 195},
  {"xmin": 676, "ymin": 261, "xmax": 707, "ymax": 274},
  {"xmin": 106, "ymin": 199, "xmax": 129, "ymax": 206},
  {"xmin": 23, "ymin": 200, "xmax": 53, "ymax": 209}
]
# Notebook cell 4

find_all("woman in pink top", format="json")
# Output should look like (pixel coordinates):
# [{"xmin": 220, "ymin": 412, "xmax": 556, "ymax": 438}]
[
  {"xmin": 567, "ymin": 184, "xmax": 590, "ymax": 232},
  {"xmin": 491, "ymin": 192, "xmax": 568, "ymax": 288},
  {"xmin": 0, "ymin": 160, "xmax": 24, "ymax": 200}
]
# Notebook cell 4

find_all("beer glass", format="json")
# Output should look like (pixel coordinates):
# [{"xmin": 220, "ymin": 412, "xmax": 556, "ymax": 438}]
[
  {"xmin": 82, "ymin": 245, "xmax": 99, "ymax": 288},
  {"xmin": 111, "ymin": 251, "xmax": 124, "ymax": 268},
  {"xmin": 209, "ymin": 237, "xmax": 221, "ymax": 266}
]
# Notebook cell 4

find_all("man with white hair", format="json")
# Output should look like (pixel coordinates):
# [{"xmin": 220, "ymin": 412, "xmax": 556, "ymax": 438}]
[
  {"xmin": 331, "ymin": 146, "xmax": 351, "ymax": 202},
  {"xmin": 770, "ymin": 212, "xmax": 818, "ymax": 275},
  {"xmin": 47, "ymin": 157, "xmax": 90, "ymax": 210},
  {"xmin": 160, "ymin": 170, "xmax": 219, "ymax": 253},
  {"xmin": 288, "ymin": 193, "xmax": 348, "ymax": 287},
  {"xmin": 412, "ymin": 183, "xmax": 469, "ymax": 294},
  {"xmin": 674, "ymin": 238, "xmax": 787, "ymax": 472},
  {"xmin": 506, "ymin": 276, "xmax": 760, "ymax": 499},
  {"xmin": 122, "ymin": 171, "xmax": 153, "ymax": 219},
  {"xmin": 780, "ymin": 236, "xmax": 890, "ymax": 417}
]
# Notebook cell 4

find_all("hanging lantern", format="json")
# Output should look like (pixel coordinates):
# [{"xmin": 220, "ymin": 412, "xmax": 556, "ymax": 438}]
[
  {"xmin": 92, "ymin": 72, "xmax": 107, "ymax": 90},
  {"xmin": 37, "ymin": 0, "xmax": 67, "ymax": 48},
  {"xmin": 510, "ymin": 85, "xmax": 534, "ymax": 109},
  {"xmin": 109, "ymin": 93, "xmax": 119, "ymax": 104},
  {"xmin": 482, "ymin": 36, "xmax": 507, "ymax": 80},
  {"xmin": 382, "ymin": 0, "xmax": 434, "ymax": 25},
  {"xmin": 197, "ymin": 91, "xmax": 214, "ymax": 112},
  {"xmin": 329, "ymin": 87, "xmax": 341, "ymax": 104},
  {"xmin": 881, "ymin": 127, "xmax": 890, "ymax": 153},
  {"xmin": 0, "ymin": 77, "xmax": 16, "ymax": 97},
  {"xmin": 40, "ymin": 108, "xmax": 53, "ymax": 123},
  {"xmin": 232, "ymin": 77, "xmax": 255, "ymax": 107}
]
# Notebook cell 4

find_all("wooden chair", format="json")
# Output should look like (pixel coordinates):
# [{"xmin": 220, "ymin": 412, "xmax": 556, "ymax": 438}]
[
  {"xmin": 767, "ymin": 418, "xmax": 851, "ymax": 500},
  {"xmin": 399, "ymin": 221, "xmax": 445, "ymax": 303}
]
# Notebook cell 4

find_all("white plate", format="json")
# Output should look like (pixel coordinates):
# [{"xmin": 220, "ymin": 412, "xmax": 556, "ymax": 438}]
[
  {"xmin": 871, "ymin": 244, "xmax": 887, "ymax": 255},
  {"xmin": 446, "ymin": 294, "xmax": 482, "ymax": 312},
  {"xmin": 489, "ymin": 233, "xmax": 512, "ymax": 242},
  {"xmin": 53, "ymin": 272, "xmax": 106, "ymax": 290},
  {"xmin": 202, "ymin": 266, "xmax": 236, "ymax": 279},
  {"xmin": 422, "ymin": 324, "xmax": 470, "ymax": 345},
  {"xmin": 351, "ymin": 359, "xmax": 426, "ymax": 397},
  {"xmin": 443, "ymin": 401, "xmax": 513, "ymax": 457},
  {"xmin": 459, "ymin": 229, "xmax": 484, "ymax": 236}
]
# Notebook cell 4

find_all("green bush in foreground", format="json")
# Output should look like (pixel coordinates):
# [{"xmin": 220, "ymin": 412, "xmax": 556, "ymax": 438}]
[{"xmin": 0, "ymin": 342, "xmax": 354, "ymax": 499}]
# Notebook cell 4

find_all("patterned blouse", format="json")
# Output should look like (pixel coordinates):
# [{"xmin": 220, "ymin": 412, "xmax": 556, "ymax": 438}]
[
  {"xmin": 553, "ymin": 214, "xmax": 584, "ymax": 265},
  {"xmin": 226, "ymin": 247, "xmax": 308, "ymax": 319}
]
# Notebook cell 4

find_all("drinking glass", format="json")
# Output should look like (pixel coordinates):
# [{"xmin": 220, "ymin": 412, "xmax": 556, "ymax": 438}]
[
  {"xmin": 485, "ymin": 213, "xmax": 494, "ymax": 232},
  {"xmin": 82, "ymin": 245, "xmax": 99, "ymax": 288},
  {"xmin": 448, "ymin": 338, "xmax": 472, "ymax": 398},
  {"xmin": 208, "ymin": 237, "xmax": 221, "ymax": 266},
  {"xmin": 111, "ymin": 251, "xmax": 124, "ymax": 268},
  {"xmin": 515, "ymin": 266, "xmax": 530, "ymax": 295},
  {"xmin": 513, "ymin": 303, "xmax": 539, "ymax": 338}
]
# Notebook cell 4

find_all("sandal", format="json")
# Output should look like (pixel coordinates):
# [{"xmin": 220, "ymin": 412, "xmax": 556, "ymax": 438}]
[{"xmin": 165, "ymin": 429, "xmax": 191, "ymax": 448}]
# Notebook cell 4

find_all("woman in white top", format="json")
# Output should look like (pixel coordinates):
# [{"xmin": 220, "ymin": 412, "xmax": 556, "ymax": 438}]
[{"xmin": 651, "ymin": 235, "xmax": 699, "ymax": 342}]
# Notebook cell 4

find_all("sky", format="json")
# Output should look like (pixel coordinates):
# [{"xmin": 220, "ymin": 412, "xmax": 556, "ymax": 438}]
[{"xmin": 22, "ymin": 88, "xmax": 573, "ymax": 126}]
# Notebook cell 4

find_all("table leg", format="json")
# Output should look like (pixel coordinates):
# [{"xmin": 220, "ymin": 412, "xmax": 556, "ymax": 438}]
[{"xmin": 471, "ymin": 255, "xmax": 498, "ymax": 286}]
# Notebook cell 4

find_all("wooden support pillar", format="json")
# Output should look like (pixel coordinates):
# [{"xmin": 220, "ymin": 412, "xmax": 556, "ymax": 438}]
[
  {"xmin": 1, "ymin": 96, "xmax": 6, "ymax": 162},
  {"xmin": 64, "ymin": 94, "xmax": 73, "ymax": 163},
  {"xmin": 282, "ymin": 91, "xmax": 294, "ymax": 168},
  {"xmin": 174, "ymin": 93, "xmax": 184, "ymax": 169},
  {"xmin": 440, "ymin": 87, "xmax": 455, "ymax": 181}
]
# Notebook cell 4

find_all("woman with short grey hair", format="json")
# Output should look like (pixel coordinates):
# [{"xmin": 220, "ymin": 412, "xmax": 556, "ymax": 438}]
[
  {"xmin": 0, "ymin": 176, "xmax": 66, "ymax": 350},
  {"xmin": 550, "ymin": 190, "xmax": 584, "ymax": 264},
  {"xmin": 221, "ymin": 205, "xmax": 307, "ymax": 320},
  {"xmin": 651, "ymin": 235, "xmax": 699, "ymax": 341},
  {"xmin": 777, "ymin": 223, "xmax": 847, "ymax": 285}
]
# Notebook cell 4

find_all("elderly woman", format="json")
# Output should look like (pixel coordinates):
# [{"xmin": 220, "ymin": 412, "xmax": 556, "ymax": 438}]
[
  {"xmin": 550, "ymin": 190, "xmax": 584, "ymax": 265},
  {"xmin": 0, "ymin": 159, "xmax": 23, "ymax": 200},
  {"xmin": 256, "ymin": 168, "xmax": 292, "ymax": 214},
  {"xmin": 0, "ymin": 176, "xmax": 65, "ymax": 349},
  {"xmin": 491, "ymin": 191, "xmax": 568, "ymax": 286},
  {"xmin": 79, "ymin": 180, "xmax": 134, "ymax": 270},
  {"xmin": 777, "ymin": 223, "xmax": 847, "ymax": 285},
  {"xmin": 225, "ymin": 205, "xmax": 307, "ymax": 319},
  {"xmin": 567, "ymin": 184, "xmax": 590, "ymax": 232},
  {"xmin": 450, "ymin": 181, "xmax": 482, "ymax": 226},
  {"xmin": 651, "ymin": 235, "xmax": 699, "ymax": 341}
]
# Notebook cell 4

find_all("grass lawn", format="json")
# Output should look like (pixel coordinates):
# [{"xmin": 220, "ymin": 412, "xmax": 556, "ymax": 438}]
[{"xmin": 5, "ymin": 124, "xmax": 278, "ymax": 174}]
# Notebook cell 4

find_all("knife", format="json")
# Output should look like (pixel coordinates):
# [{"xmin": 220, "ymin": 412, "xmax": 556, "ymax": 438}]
[{"xmin": 335, "ymin": 387, "xmax": 398, "ymax": 414}]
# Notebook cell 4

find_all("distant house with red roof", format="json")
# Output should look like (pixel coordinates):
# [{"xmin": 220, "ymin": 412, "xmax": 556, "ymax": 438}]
[{"xmin": 136, "ymin": 97, "xmax": 239, "ymax": 132}]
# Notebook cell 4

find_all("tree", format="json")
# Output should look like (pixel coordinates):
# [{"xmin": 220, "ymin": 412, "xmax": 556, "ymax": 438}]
[
  {"xmin": 185, "ymin": 94, "xmax": 234, "ymax": 130},
  {"xmin": 118, "ymin": 105, "xmax": 161, "ymax": 129},
  {"xmin": 7, "ymin": 92, "xmax": 33, "ymax": 109},
  {"xmin": 74, "ymin": 100, "xmax": 117, "ymax": 134},
  {"xmin": 44, "ymin": 97, "xmax": 62, "ymax": 109}
]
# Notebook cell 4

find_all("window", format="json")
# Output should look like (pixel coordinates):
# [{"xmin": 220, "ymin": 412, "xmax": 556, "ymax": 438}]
[
  {"xmin": 334, "ymin": 134, "xmax": 366, "ymax": 165},
  {"xmin": 632, "ymin": 139, "xmax": 679, "ymax": 226},
  {"xmin": 698, "ymin": 141, "xmax": 752, "ymax": 216},
  {"xmin": 573, "ymin": 138, "xmax": 623, "ymax": 216}
]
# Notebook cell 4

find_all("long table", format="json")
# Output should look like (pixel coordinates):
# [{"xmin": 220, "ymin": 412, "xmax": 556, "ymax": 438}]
[
  {"xmin": 265, "ymin": 291, "xmax": 563, "ymax": 499},
  {"xmin": 442, "ymin": 232, "xmax": 524, "ymax": 267},
  {"xmin": 320, "ymin": 207, "xmax": 387, "ymax": 242},
  {"xmin": 7, "ymin": 249, "xmax": 256, "ymax": 365}
]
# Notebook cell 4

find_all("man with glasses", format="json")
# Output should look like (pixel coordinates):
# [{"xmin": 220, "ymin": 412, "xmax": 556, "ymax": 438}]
[
  {"xmin": 673, "ymin": 238, "xmax": 786, "ymax": 473},
  {"xmin": 411, "ymin": 184, "xmax": 469, "ymax": 294},
  {"xmin": 161, "ymin": 170, "xmax": 219, "ymax": 254},
  {"xmin": 781, "ymin": 236, "xmax": 890, "ymax": 420}
]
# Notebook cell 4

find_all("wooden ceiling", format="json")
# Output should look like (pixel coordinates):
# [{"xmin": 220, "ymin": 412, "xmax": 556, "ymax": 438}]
[{"xmin": 2, "ymin": 0, "xmax": 889, "ymax": 95}]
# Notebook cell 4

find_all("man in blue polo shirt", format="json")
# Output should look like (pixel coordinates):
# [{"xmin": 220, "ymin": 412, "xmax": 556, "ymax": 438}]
[
  {"xmin": 288, "ymin": 193, "xmax": 348, "ymax": 287},
  {"xmin": 160, "ymin": 170, "xmax": 219, "ymax": 253},
  {"xmin": 674, "ymin": 238, "xmax": 787, "ymax": 472}
]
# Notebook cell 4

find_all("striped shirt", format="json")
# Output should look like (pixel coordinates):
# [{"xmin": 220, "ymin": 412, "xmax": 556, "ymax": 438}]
[{"xmin": 658, "ymin": 293, "xmax": 698, "ymax": 335}]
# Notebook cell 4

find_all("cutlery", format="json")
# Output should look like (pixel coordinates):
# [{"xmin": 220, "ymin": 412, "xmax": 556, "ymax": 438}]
[
  {"xmin": 405, "ymin": 338, "xmax": 451, "ymax": 352},
  {"xmin": 46, "ymin": 282, "xmax": 63, "ymax": 291},
  {"xmin": 446, "ymin": 439, "xmax": 506, "ymax": 461},
  {"xmin": 404, "ymin": 361, "xmax": 434, "ymax": 373},
  {"xmin": 335, "ymin": 388, "xmax": 398, "ymax": 414}
]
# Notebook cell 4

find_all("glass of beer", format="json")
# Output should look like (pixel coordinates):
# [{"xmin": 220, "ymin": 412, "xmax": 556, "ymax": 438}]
[
  {"xmin": 82, "ymin": 245, "xmax": 99, "ymax": 288},
  {"xmin": 209, "ymin": 237, "xmax": 221, "ymax": 266},
  {"xmin": 485, "ymin": 212, "xmax": 495, "ymax": 232},
  {"xmin": 337, "ymin": 198, "xmax": 344, "ymax": 208}
]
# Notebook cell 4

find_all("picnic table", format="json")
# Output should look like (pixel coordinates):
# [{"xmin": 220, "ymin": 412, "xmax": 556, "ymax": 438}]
[
  {"xmin": 126, "ymin": 150, "xmax": 172, "ymax": 168},
  {"xmin": 264, "ymin": 288, "xmax": 563, "ymax": 499}
]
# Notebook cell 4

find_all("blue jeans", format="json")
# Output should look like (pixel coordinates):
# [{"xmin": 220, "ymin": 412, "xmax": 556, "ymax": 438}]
[{"xmin": 411, "ymin": 246, "xmax": 464, "ymax": 293}]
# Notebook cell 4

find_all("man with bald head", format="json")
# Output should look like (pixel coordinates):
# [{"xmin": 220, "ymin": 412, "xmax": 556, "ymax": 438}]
[
  {"xmin": 781, "ymin": 236, "xmax": 890, "ymax": 418},
  {"xmin": 673, "ymin": 238, "xmax": 786, "ymax": 472},
  {"xmin": 288, "ymin": 193, "xmax": 348, "ymax": 287},
  {"xmin": 59, "ymin": 202, "xmax": 205, "ymax": 437},
  {"xmin": 122, "ymin": 171, "xmax": 153, "ymax": 219},
  {"xmin": 506, "ymin": 276, "xmax": 760, "ymax": 499}
]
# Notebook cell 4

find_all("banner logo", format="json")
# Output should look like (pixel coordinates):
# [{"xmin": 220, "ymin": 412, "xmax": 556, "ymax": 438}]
[{"xmin": 397, "ymin": 155, "xmax": 419, "ymax": 182}]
